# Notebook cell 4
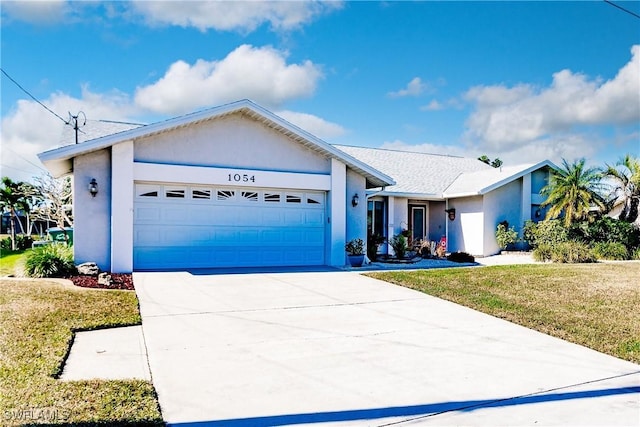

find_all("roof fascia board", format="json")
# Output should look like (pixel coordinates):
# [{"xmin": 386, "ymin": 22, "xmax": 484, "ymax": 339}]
[
  {"xmin": 443, "ymin": 160, "xmax": 558, "ymax": 198},
  {"xmin": 366, "ymin": 190, "xmax": 443, "ymax": 200}
]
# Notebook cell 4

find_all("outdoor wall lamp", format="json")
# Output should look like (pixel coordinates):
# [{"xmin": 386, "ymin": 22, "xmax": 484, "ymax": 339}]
[
  {"xmin": 352, "ymin": 193, "xmax": 359, "ymax": 207},
  {"xmin": 88, "ymin": 178, "xmax": 98, "ymax": 197},
  {"xmin": 446, "ymin": 208, "xmax": 456, "ymax": 221}
]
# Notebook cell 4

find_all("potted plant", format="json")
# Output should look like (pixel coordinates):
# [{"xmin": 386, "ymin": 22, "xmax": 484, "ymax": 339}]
[{"xmin": 345, "ymin": 238, "xmax": 365, "ymax": 267}]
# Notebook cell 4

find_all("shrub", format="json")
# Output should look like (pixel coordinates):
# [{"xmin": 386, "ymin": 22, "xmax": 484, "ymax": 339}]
[
  {"xmin": 24, "ymin": 244, "xmax": 76, "ymax": 278},
  {"xmin": 592, "ymin": 242, "xmax": 629, "ymax": 260},
  {"xmin": 524, "ymin": 220, "xmax": 568, "ymax": 249},
  {"xmin": 345, "ymin": 238, "xmax": 365, "ymax": 255},
  {"xmin": 550, "ymin": 242, "xmax": 596, "ymax": 264},
  {"xmin": 0, "ymin": 237, "xmax": 11, "ymax": 251},
  {"xmin": 367, "ymin": 234, "xmax": 386, "ymax": 261},
  {"xmin": 633, "ymin": 247, "xmax": 640, "ymax": 261},
  {"xmin": 532, "ymin": 244, "xmax": 553, "ymax": 262},
  {"xmin": 389, "ymin": 234, "xmax": 408, "ymax": 259},
  {"xmin": 447, "ymin": 251, "xmax": 475, "ymax": 263},
  {"xmin": 569, "ymin": 217, "xmax": 640, "ymax": 251},
  {"xmin": 495, "ymin": 222, "xmax": 518, "ymax": 250}
]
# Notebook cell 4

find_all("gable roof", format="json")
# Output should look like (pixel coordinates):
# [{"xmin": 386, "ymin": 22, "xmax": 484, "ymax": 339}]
[
  {"xmin": 443, "ymin": 161, "xmax": 557, "ymax": 198},
  {"xmin": 334, "ymin": 145, "xmax": 492, "ymax": 198},
  {"xmin": 59, "ymin": 119, "xmax": 144, "ymax": 145},
  {"xmin": 335, "ymin": 145, "xmax": 557, "ymax": 200},
  {"xmin": 38, "ymin": 100, "xmax": 395, "ymax": 188}
]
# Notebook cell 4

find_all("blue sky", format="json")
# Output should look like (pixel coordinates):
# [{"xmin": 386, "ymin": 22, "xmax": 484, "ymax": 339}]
[{"xmin": 1, "ymin": 1, "xmax": 639, "ymax": 182}]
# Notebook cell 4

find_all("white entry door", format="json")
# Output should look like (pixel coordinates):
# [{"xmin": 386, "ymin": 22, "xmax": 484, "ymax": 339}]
[{"xmin": 133, "ymin": 183, "xmax": 326, "ymax": 270}]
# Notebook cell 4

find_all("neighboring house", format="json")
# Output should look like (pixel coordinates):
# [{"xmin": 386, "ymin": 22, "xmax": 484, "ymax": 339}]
[{"xmin": 38, "ymin": 99, "xmax": 555, "ymax": 272}]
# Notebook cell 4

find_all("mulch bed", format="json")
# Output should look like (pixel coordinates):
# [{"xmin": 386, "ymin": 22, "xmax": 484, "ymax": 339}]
[{"xmin": 67, "ymin": 273, "xmax": 134, "ymax": 290}]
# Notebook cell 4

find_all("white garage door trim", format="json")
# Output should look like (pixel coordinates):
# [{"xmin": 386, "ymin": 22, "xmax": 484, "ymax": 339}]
[{"xmin": 133, "ymin": 182, "xmax": 327, "ymax": 270}]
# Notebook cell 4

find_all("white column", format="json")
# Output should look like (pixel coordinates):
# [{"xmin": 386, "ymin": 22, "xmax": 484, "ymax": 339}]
[
  {"xmin": 387, "ymin": 196, "xmax": 395, "ymax": 256},
  {"xmin": 329, "ymin": 158, "xmax": 347, "ymax": 266},
  {"xmin": 111, "ymin": 141, "xmax": 134, "ymax": 273},
  {"xmin": 520, "ymin": 174, "xmax": 532, "ymax": 237}
]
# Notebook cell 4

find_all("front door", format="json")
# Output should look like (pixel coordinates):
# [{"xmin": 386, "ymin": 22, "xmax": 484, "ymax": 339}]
[{"xmin": 410, "ymin": 205, "xmax": 426, "ymax": 242}]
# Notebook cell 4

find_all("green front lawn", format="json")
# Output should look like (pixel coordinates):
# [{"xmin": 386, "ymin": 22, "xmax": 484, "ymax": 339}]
[
  {"xmin": 0, "ymin": 249, "xmax": 27, "ymax": 276},
  {"xmin": 0, "ymin": 279, "xmax": 163, "ymax": 426},
  {"xmin": 370, "ymin": 263, "xmax": 640, "ymax": 364}
]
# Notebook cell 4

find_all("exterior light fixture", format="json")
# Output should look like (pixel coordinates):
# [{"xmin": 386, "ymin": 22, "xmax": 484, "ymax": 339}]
[
  {"xmin": 446, "ymin": 208, "xmax": 456, "ymax": 221},
  {"xmin": 89, "ymin": 178, "xmax": 98, "ymax": 197},
  {"xmin": 352, "ymin": 193, "xmax": 359, "ymax": 207}
]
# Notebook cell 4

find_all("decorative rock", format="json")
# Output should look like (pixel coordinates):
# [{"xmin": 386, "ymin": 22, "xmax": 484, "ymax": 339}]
[
  {"xmin": 77, "ymin": 262, "xmax": 100, "ymax": 276},
  {"xmin": 97, "ymin": 272, "xmax": 113, "ymax": 287}
]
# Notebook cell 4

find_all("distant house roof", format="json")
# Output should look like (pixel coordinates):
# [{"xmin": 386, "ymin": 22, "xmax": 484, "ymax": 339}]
[
  {"xmin": 333, "ymin": 145, "xmax": 491, "ymax": 198},
  {"xmin": 443, "ymin": 161, "xmax": 557, "ymax": 198},
  {"xmin": 39, "ymin": 100, "xmax": 395, "ymax": 188}
]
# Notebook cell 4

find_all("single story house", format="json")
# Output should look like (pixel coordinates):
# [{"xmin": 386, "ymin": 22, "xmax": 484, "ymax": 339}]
[{"xmin": 38, "ymin": 99, "xmax": 554, "ymax": 272}]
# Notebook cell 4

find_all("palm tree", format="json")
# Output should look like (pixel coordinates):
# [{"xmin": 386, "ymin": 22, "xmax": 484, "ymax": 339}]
[
  {"xmin": 541, "ymin": 158, "xmax": 606, "ymax": 227},
  {"xmin": 603, "ymin": 154, "xmax": 640, "ymax": 223},
  {"xmin": 0, "ymin": 177, "xmax": 31, "ymax": 250}
]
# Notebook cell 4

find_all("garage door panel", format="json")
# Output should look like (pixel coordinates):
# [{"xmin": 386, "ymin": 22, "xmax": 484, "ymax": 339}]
[{"xmin": 134, "ymin": 184, "xmax": 326, "ymax": 269}]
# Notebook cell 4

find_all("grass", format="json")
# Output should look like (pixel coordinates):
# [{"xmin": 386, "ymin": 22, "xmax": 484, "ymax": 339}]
[
  {"xmin": 0, "ymin": 279, "xmax": 164, "ymax": 426},
  {"xmin": 369, "ymin": 262, "xmax": 640, "ymax": 364},
  {"xmin": 0, "ymin": 248, "xmax": 29, "ymax": 277}
]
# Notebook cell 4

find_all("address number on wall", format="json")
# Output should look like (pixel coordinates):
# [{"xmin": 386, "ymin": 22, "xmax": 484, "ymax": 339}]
[{"xmin": 228, "ymin": 173, "xmax": 256, "ymax": 183}]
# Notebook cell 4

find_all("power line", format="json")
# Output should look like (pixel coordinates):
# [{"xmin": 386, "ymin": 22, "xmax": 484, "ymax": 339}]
[
  {"xmin": 2, "ymin": 145, "xmax": 47, "ymax": 173},
  {"xmin": 0, "ymin": 67, "xmax": 68, "ymax": 124},
  {"xmin": 604, "ymin": 0, "xmax": 640, "ymax": 19}
]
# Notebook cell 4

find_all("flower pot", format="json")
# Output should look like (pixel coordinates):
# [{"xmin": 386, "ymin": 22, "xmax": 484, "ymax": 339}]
[{"xmin": 348, "ymin": 254, "xmax": 365, "ymax": 267}]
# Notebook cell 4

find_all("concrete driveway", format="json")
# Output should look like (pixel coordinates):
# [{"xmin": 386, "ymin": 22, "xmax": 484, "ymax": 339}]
[{"xmin": 134, "ymin": 271, "xmax": 639, "ymax": 426}]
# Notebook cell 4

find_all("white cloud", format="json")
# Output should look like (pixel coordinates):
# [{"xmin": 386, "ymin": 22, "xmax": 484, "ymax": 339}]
[
  {"xmin": 464, "ymin": 45, "xmax": 640, "ymax": 154},
  {"xmin": 1, "ymin": 0, "xmax": 70, "ymax": 24},
  {"xmin": 421, "ymin": 100, "xmax": 444, "ymax": 111},
  {"xmin": 130, "ymin": 1, "xmax": 343, "ymax": 32},
  {"xmin": 134, "ymin": 44, "xmax": 323, "ymax": 114},
  {"xmin": 1, "ymin": 87, "xmax": 137, "ymax": 181},
  {"xmin": 276, "ymin": 110, "xmax": 346, "ymax": 140},
  {"xmin": 388, "ymin": 77, "xmax": 428, "ymax": 98}
]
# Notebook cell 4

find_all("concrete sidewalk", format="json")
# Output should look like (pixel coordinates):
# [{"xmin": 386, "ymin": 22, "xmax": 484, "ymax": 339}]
[
  {"xmin": 135, "ymin": 271, "xmax": 640, "ymax": 426},
  {"xmin": 59, "ymin": 325, "xmax": 150, "ymax": 381}
]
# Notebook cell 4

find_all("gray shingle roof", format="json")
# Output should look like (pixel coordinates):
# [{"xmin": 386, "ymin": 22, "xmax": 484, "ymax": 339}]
[
  {"xmin": 59, "ymin": 119, "xmax": 144, "ymax": 146},
  {"xmin": 334, "ymin": 145, "xmax": 492, "ymax": 197}
]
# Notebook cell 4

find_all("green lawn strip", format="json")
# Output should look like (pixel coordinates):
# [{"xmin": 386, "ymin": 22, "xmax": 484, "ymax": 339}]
[
  {"xmin": 0, "ymin": 249, "xmax": 27, "ymax": 276},
  {"xmin": 0, "ymin": 279, "xmax": 163, "ymax": 426},
  {"xmin": 369, "ymin": 263, "xmax": 640, "ymax": 364}
]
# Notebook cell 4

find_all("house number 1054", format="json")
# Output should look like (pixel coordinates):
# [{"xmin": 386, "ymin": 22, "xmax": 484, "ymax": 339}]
[{"xmin": 228, "ymin": 173, "xmax": 256, "ymax": 183}]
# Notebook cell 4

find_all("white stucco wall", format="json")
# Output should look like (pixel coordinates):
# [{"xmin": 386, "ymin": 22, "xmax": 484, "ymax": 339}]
[
  {"xmin": 447, "ymin": 196, "xmax": 484, "ymax": 255},
  {"xmin": 134, "ymin": 113, "xmax": 330, "ymax": 175},
  {"xmin": 483, "ymin": 178, "xmax": 523, "ymax": 255},
  {"xmin": 391, "ymin": 197, "xmax": 409, "ymax": 236},
  {"xmin": 73, "ymin": 150, "xmax": 111, "ymax": 270},
  {"xmin": 345, "ymin": 169, "xmax": 367, "ymax": 243},
  {"xmin": 428, "ymin": 201, "xmax": 446, "ymax": 243}
]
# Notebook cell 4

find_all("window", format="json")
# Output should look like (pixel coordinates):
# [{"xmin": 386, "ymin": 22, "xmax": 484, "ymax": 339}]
[
  {"xmin": 306, "ymin": 194, "xmax": 323, "ymax": 205},
  {"xmin": 241, "ymin": 191, "xmax": 258, "ymax": 202},
  {"xmin": 286, "ymin": 193, "xmax": 302, "ymax": 203},
  {"xmin": 192, "ymin": 188, "xmax": 211, "ymax": 200},
  {"xmin": 264, "ymin": 193, "xmax": 280, "ymax": 203},
  {"xmin": 217, "ymin": 190, "xmax": 235, "ymax": 201},
  {"xmin": 136, "ymin": 184, "xmax": 159, "ymax": 198},
  {"xmin": 367, "ymin": 199, "xmax": 386, "ymax": 238},
  {"xmin": 165, "ymin": 187, "xmax": 186, "ymax": 198}
]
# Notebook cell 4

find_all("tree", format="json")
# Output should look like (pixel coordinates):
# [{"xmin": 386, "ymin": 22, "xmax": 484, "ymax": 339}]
[
  {"xmin": 541, "ymin": 158, "xmax": 606, "ymax": 227},
  {"xmin": 478, "ymin": 155, "xmax": 503, "ymax": 168},
  {"xmin": 29, "ymin": 174, "xmax": 73, "ymax": 242},
  {"xmin": 0, "ymin": 177, "xmax": 31, "ymax": 250},
  {"xmin": 603, "ymin": 154, "xmax": 640, "ymax": 223}
]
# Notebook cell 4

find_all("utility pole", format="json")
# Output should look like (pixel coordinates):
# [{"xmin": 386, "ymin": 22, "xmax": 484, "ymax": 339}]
[{"xmin": 68, "ymin": 111, "xmax": 86, "ymax": 144}]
